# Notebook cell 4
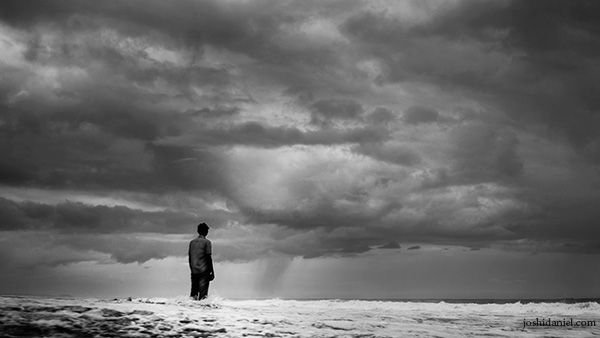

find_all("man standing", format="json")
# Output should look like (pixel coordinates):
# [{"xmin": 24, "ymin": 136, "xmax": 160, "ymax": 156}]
[{"xmin": 188, "ymin": 222, "xmax": 214, "ymax": 300}]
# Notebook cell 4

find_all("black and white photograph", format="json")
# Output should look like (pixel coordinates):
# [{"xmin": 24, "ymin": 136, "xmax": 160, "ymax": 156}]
[{"xmin": 1, "ymin": 0, "xmax": 599, "ymax": 337}]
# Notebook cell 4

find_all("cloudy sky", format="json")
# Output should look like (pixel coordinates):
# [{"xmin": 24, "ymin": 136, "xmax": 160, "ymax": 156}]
[{"xmin": 1, "ymin": 0, "xmax": 600, "ymax": 299}]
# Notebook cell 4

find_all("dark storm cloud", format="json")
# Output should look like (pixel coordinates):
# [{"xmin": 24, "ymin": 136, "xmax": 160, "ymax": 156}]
[
  {"xmin": 0, "ymin": 0, "xmax": 343, "ymax": 76},
  {"xmin": 379, "ymin": 241, "xmax": 400, "ymax": 249},
  {"xmin": 342, "ymin": 0, "xmax": 600, "ymax": 154},
  {"xmin": 236, "ymin": 190, "xmax": 530, "ymax": 257},
  {"xmin": 309, "ymin": 98, "xmax": 364, "ymax": 127},
  {"xmin": 0, "ymin": 232, "xmax": 103, "ymax": 268},
  {"xmin": 0, "ymin": 29, "xmax": 233, "ymax": 193},
  {"xmin": 189, "ymin": 106, "xmax": 240, "ymax": 119},
  {"xmin": 1, "ymin": 94, "xmax": 385, "ymax": 193},
  {"xmin": 162, "ymin": 122, "xmax": 389, "ymax": 148},
  {"xmin": 0, "ymin": 121, "xmax": 228, "ymax": 193},
  {"xmin": 0, "ymin": 44, "xmax": 237, "ymax": 139},
  {"xmin": 502, "ymin": 195, "xmax": 600, "ymax": 245},
  {"xmin": 0, "ymin": 195, "xmax": 249, "ymax": 264},
  {"xmin": 426, "ymin": 0, "xmax": 600, "ymax": 54},
  {"xmin": 403, "ymin": 106, "xmax": 440, "ymax": 125},
  {"xmin": 0, "ymin": 0, "xmax": 267, "ymax": 49},
  {"xmin": 365, "ymin": 107, "xmax": 396, "ymax": 126},
  {"xmin": 148, "ymin": 144, "xmax": 228, "ymax": 192},
  {"xmin": 352, "ymin": 142, "xmax": 421, "ymax": 166},
  {"xmin": 0, "ymin": 231, "xmax": 189, "ymax": 266},
  {"xmin": 0, "ymin": 197, "xmax": 223, "ymax": 234},
  {"xmin": 58, "ymin": 234, "xmax": 189, "ymax": 264},
  {"xmin": 240, "ymin": 197, "xmax": 384, "ymax": 231},
  {"xmin": 270, "ymin": 227, "xmax": 382, "ymax": 259},
  {"xmin": 1, "ymin": 0, "xmax": 600, "ymax": 268},
  {"xmin": 0, "ymin": 6, "xmax": 379, "ymax": 198},
  {"xmin": 448, "ymin": 122, "xmax": 524, "ymax": 182}
]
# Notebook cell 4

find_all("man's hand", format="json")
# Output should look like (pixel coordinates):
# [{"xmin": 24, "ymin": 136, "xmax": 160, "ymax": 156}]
[{"xmin": 209, "ymin": 271, "xmax": 215, "ymax": 281}]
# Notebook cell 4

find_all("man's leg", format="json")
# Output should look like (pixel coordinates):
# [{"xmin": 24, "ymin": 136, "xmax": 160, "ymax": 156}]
[
  {"xmin": 190, "ymin": 273, "xmax": 200, "ymax": 299},
  {"xmin": 197, "ymin": 275, "xmax": 210, "ymax": 300}
]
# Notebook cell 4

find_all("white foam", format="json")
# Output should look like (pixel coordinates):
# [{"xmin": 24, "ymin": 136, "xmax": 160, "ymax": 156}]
[{"xmin": 1, "ymin": 296, "xmax": 598, "ymax": 337}]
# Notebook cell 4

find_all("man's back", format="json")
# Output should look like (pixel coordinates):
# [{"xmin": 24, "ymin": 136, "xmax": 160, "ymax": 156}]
[{"xmin": 188, "ymin": 236, "xmax": 212, "ymax": 274}]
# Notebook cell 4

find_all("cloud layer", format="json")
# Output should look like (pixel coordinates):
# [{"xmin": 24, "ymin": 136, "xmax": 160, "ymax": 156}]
[{"xmin": 1, "ymin": 0, "xmax": 600, "ymax": 270}]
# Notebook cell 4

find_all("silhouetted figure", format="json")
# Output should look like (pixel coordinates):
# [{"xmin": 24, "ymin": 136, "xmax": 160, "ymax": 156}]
[{"xmin": 188, "ymin": 222, "xmax": 214, "ymax": 300}]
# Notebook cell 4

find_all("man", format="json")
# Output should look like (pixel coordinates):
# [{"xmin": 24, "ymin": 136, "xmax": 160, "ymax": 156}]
[{"xmin": 188, "ymin": 222, "xmax": 214, "ymax": 300}]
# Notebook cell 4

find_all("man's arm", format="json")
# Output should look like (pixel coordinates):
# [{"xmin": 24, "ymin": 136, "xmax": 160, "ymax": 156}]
[
  {"xmin": 207, "ymin": 241, "xmax": 214, "ymax": 280},
  {"xmin": 207, "ymin": 254, "xmax": 214, "ymax": 281},
  {"xmin": 188, "ymin": 242, "xmax": 192, "ymax": 269}
]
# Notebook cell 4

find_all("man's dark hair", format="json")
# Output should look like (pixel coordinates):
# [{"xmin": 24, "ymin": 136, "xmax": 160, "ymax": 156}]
[{"xmin": 197, "ymin": 222, "xmax": 210, "ymax": 236}]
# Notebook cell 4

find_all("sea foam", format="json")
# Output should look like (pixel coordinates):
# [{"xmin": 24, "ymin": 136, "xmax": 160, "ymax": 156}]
[{"xmin": 1, "ymin": 296, "xmax": 598, "ymax": 337}]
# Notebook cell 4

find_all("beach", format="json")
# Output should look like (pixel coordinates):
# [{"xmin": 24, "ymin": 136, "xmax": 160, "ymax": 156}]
[{"xmin": 1, "ymin": 296, "xmax": 598, "ymax": 337}]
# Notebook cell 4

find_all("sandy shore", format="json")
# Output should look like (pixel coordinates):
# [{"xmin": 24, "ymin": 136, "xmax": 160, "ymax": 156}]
[{"xmin": 1, "ymin": 296, "xmax": 598, "ymax": 337}]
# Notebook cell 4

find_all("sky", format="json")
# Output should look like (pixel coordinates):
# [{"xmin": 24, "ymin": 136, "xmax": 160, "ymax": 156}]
[{"xmin": 1, "ymin": 0, "xmax": 600, "ymax": 299}]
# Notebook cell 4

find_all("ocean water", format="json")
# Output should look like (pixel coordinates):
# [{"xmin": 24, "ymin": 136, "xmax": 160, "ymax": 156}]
[{"xmin": 0, "ymin": 295, "xmax": 598, "ymax": 337}]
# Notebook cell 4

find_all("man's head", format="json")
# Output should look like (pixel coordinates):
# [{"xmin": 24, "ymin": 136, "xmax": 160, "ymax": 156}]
[{"xmin": 197, "ymin": 222, "xmax": 210, "ymax": 236}]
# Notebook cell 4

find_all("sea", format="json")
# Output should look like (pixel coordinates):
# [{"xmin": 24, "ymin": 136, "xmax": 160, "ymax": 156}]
[{"xmin": 0, "ymin": 295, "xmax": 598, "ymax": 337}]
